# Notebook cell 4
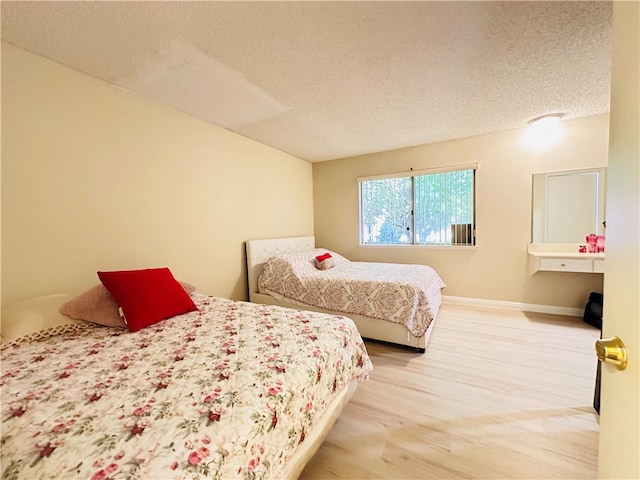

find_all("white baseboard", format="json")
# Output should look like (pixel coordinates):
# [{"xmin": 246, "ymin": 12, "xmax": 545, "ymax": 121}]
[{"xmin": 441, "ymin": 295, "xmax": 583, "ymax": 317}]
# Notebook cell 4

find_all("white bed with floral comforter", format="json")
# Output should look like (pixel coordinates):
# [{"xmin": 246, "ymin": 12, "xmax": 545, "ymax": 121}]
[
  {"xmin": 1, "ymin": 294, "xmax": 372, "ymax": 480},
  {"xmin": 259, "ymin": 249, "xmax": 446, "ymax": 338}
]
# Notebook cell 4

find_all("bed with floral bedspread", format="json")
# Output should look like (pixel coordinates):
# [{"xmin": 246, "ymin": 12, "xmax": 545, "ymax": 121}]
[{"xmin": 1, "ymin": 294, "xmax": 372, "ymax": 480}]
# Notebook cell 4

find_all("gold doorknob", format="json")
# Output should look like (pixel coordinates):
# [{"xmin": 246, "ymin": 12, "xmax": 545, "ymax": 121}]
[{"xmin": 595, "ymin": 336, "xmax": 628, "ymax": 370}]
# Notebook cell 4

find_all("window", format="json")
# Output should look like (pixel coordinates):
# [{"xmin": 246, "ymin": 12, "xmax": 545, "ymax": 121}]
[{"xmin": 359, "ymin": 165, "xmax": 476, "ymax": 246}]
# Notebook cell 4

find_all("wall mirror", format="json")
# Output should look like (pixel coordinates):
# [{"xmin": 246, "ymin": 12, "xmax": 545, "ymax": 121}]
[{"xmin": 532, "ymin": 167, "xmax": 606, "ymax": 244}]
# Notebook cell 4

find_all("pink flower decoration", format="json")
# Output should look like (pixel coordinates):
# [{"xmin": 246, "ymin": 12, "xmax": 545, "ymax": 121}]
[
  {"xmin": 130, "ymin": 423, "xmax": 145, "ymax": 436},
  {"xmin": 113, "ymin": 451, "xmax": 125, "ymax": 460},
  {"xmin": 188, "ymin": 448, "xmax": 209, "ymax": 465},
  {"xmin": 11, "ymin": 406, "xmax": 26, "ymax": 417},
  {"xmin": 170, "ymin": 461, "xmax": 178, "ymax": 470},
  {"xmin": 268, "ymin": 385, "xmax": 283, "ymax": 396},
  {"xmin": 247, "ymin": 456, "xmax": 261, "ymax": 473},
  {"xmin": 52, "ymin": 423, "xmax": 66, "ymax": 433},
  {"xmin": 91, "ymin": 469, "xmax": 107, "ymax": 480},
  {"xmin": 38, "ymin": 442, "xmax": 56, "ymax": 458}
]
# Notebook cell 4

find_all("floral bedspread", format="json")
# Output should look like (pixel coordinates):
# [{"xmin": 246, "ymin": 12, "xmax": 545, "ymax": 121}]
[
  {"xmin": 1, "ymin": 294, "xmax": 372, "ymax": 480},
  {"xmin": 259, "ymin": 250, "xmax": 446, "ymax": 337}
]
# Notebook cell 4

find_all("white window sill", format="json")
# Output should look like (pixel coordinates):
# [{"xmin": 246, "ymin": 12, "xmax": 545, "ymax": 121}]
[{"xmin": 359, "ymin": 244, "xmax": 478, "ymax": 250}]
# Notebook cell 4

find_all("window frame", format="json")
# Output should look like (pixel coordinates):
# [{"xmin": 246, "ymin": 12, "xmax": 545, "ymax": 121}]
[{"xmin": 358, "ymin": 163, "xmax": 477, "ymax": 247}]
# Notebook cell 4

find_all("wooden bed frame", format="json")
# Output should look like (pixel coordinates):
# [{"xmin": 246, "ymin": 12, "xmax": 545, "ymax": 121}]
[{"xmin": 246, "ymin": 236, "xmax": 437, "ymax": 352}]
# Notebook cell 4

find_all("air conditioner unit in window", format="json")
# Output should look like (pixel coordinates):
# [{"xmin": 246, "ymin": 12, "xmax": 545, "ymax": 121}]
[{"xmin": 451, "ymin": 223, "xmax": 473, "ymax": 245}]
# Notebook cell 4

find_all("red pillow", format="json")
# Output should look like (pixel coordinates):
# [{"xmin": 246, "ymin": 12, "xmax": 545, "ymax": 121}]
[
  {"xmin": 315, "ymin": 252, "xmax": 335, "ymax": 270},
  {"xmin": 97, "ymin": 267, "xmax": 197, "ymax": 332},
  {"xmin": 315, "ymin": 252, "xmax": 332, "ymax": 262}
]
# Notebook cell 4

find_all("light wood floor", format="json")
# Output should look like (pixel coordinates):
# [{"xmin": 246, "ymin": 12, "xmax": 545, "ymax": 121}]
[{"xmin": 300, "ymin": 304, "xmax": 601, "ymax": 480}]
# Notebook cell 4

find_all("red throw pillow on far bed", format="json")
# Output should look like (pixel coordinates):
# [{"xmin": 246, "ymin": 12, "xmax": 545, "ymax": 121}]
[
  {"xmin": 315, "ymin": 252, "xmax": 335, "ymax": 270},
  {"xmin": 97, "ymin": 267, "xmax": 197, "ymax": 332}
]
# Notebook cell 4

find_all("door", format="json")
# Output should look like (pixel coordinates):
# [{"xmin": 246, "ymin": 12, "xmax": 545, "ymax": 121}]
[{"xmin": 597, "ymin": 2, "xmax": 639, "ymax": 479}]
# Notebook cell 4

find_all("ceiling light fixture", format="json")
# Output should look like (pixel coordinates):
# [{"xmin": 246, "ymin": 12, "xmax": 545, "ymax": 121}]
[
  {"xmin": 527, "ymin": 113, "xmax": 565, "ymax": 129},
  {"xmin": 521, "ymin": 113, "xmax": 566, "ymax": 152}
]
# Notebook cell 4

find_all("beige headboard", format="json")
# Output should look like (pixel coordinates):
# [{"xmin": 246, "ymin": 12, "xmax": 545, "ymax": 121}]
[{"xmin": 245, "ymin": 236, "xmax": 315, "ymax": 302}]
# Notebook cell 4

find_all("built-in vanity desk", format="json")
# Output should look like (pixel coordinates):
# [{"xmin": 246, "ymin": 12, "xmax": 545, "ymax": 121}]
[
  {"xmin": 529, "ymin": 166, "xmax": 606, "ymax": 274},
  {"xmin": 528, "ymin": 243, "xmax": 605, "ymax": 274}
]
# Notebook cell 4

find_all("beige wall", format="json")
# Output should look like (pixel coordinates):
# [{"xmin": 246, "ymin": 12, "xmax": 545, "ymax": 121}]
[
  {"xmin": 1, "ymin": 43, "xmax": 313, "ymax": 306},
  {"xmin": 313, "ymin": 115, "xmax": 609, "ymax": 309}
]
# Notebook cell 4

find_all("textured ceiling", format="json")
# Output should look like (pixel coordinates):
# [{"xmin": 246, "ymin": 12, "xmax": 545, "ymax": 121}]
[{"xmin": 1, "ymin": 1, "xmax": 612, "ymax": 162}]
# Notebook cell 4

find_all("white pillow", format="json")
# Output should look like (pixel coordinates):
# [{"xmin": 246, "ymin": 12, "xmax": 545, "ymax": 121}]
[{"xmin": 1, "ymin": 294, "xmax": 84, "ymax": 343}]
